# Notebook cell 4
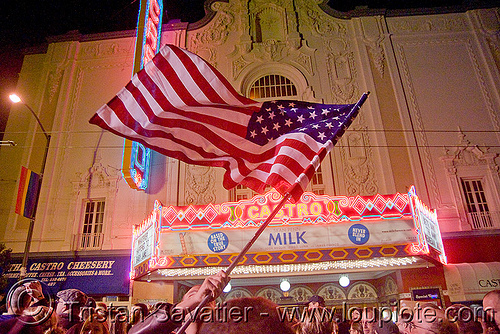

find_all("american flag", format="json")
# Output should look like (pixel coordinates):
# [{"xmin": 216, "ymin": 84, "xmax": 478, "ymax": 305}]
[{"xmin": 89, "ymin": 44, "xmax": 368, "ymax": 201}]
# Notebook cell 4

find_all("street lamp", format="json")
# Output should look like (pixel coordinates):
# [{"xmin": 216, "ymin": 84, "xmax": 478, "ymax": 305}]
[{"xmin": 9, "ymin": 93, "xmax": 51, "ymax": 280}]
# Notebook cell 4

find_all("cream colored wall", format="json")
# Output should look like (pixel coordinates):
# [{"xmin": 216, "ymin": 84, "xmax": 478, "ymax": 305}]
[
  {"xmin": 1, "ymin": 1, "xmax": 499, "ymax": 255},
  {"xmin": 384, "ymin": 9, "xmax": 500, "ymax": 232},
  {"xmin": 0, "ymin": 34, "xmax": 171, "ymax": 252},
  {"xmin": 169, "ymin": 3, "xmax": 500, "ymax": 232}
]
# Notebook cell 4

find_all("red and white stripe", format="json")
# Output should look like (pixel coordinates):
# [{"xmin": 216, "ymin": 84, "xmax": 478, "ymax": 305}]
[{"xmin": 90, "ymin": 44, "xmax": 330, "ymax": 201}]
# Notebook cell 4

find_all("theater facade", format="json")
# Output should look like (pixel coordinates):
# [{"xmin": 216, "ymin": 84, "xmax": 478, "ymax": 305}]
[{"xmin": 130, "ymin": 186, "xmax": 449, "ymax": 307}]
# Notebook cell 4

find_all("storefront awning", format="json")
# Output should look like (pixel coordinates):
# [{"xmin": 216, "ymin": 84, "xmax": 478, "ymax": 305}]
[
  {"xmin": 6, "ymin": 253, "xmax": 131, "ymax": 296},
  {"xmin": 444, "ymin": 262, "xmax": 500, "ymax": 302}
]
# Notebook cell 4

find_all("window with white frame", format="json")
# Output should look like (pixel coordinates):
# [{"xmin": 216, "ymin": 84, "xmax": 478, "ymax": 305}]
[
  {"xmin": 441, "ymin": 136, "xmax": 500, "ymax": 231},
  {"xmin": 310, "ymin": 165, "xmax": 325, "ymax": 195},
  {"xmin": 460, "ymin": 179, "xmax": 493, "ymax": 229},
  {"xmin": 80, "ymin": 199, "xmax": 105, "ymax": 249},
  {"xmin": 233, "ymin": 184, "xmax": 255, "ymax": 201}
]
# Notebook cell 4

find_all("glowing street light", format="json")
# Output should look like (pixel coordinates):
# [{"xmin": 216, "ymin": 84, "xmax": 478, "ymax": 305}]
[
  {"xmin": 9, "ymin": 94, "xmax": 50, "ymax": 141},
  {"xmin": 9, "ymin": 93, "xmax": 51, "ymax": 280}
]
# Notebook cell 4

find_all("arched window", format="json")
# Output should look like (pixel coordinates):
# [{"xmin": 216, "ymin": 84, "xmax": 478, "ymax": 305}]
[
  {"xmin": 231, "ymin": 74, "xmax": 325, "ymax": 201},
  {"xmin": 249, "ymin": 74, "xmax": 297, "ymax": 99}
]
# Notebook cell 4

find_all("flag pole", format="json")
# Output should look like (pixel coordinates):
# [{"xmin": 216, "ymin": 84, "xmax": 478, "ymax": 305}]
[
  {"xmin": 174, "ymin": 192, "xmax": 292, "ymax": 334},
  {"xmin": 174, "ymin": 92, "xmax": 370, "ymax": 334}
]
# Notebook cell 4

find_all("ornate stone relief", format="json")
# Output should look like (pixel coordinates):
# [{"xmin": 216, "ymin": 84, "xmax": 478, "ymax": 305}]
[
  {"xmin": 367, "ymin": 43, "xmax": 385, "ymax": 77},
  {"xmin": 442, "ymin": 130, "xmax": 499, "ymax": 171},
  {"xmin": 347, "ymin": 282, "xmax": 378, "ymax": 300},
  {"xmin": 225, "ymin": 288, "xmax": 252, "ymax": 300},
  {"xmin": 388, "ymin": 15, "xmax": 468, "ymax": 34},
  {"xmin": 340, "ymin": 129, "xmax": 378, "ymax": 196},
  {"xmin": 383, "ymin": 277, "xmax": 399, "ymax": 296},
  {"xmin": 301, "ymin": 3, "xmax": 357, "ymax": 103},
  {"xmin": 249, "ymin": 0, "xmax": 300, "ymax": 46},
  {"xmin": 289, "ymin": 285, "xmax": 315, "ymax": 303},
  {"xmin": 256, "ymin": 287, "xmax": 282, "ymax": 304},
  {"xmin": 233, "ymin": 55, "xmax": 253, "ymax": 79},
  {"xmin": 303, "ymin": 6, "xmax": 347, "ymax": 38},
  {"xmin": 81, "ymin": 42, "xmax": 130, "ymax": 59},
  {"xmin": 226, "ymin": 0, "xmax": 318, "ymax": 82},
  {"xmin": 46, "ymin": 68, "xmax": 64, "ymax": 104},
  {"xmin": 184, "ymin": 165, "xmax": 216, "ymax": 205},
  {"xmin": 190, "ymin": 8, "xmax": 234, "ymax": 66},
  {"xmin": 317, "ymin": 283, "xmax": 347, "ymax": 302},
  {"xmin": 326, "ymin": 51, "xmax": 358, "ymax": 103},
  {"xmin": 361, "ymin": 17, "xmax": 386, "ymax": 77},
  {"xmin": 73, "ymin": 155, "xmax": 120, "ymax": 195},
  {"xmin": 251, "ymin": 5, "xmax": 287, "ymax": 43}
]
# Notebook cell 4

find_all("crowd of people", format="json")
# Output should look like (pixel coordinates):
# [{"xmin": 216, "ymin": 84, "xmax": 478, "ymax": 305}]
[
  {"xmin": 0, "ymin": 271, "xmax": 229, "ymax": 334},
  {"xmin": 0, "ymin": 272, "xmax": 498, "ymax": 334},
  {"xmin": 296, "ymin": 291, "xmax": 500, "ymax": 334}
]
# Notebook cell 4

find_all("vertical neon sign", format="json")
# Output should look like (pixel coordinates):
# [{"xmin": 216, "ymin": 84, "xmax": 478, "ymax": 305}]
[{"xmin": 122, "ymin": 0, "xmax": 163, "ymax": 190}]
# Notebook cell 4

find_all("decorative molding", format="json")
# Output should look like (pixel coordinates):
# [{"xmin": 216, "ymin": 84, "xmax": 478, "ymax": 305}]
[
  {"xmin": 80, "ymin": 41, "xmax": 132, "ymax": 59},
  {"xmin": 303, "ymin": 4, "xmax": 347, "ymax": 38},
  {"xmin": 289, "ymin": 285, "xmax": 315, "ymax": 303},
  {"xmin": 73, "ymin": 157, "xmax": 120, "ymax": 192},
  {"xmin": 443, "ymin": 131, "xmax": 499, "ymax": 168},
  {"xmin": 317, "ymin": 283, "xmax": 347, "ymax": 301},
  {"xmin": 184, "ymin": 165, "xmax": 216, "ymax": 205},
  {"xmin": 395, "ymin": 42, "xmax": 443, "ymax": 208},
  {"xmin": 383, "ymin": 276, "xmax": 399, "ymax": 296},
  {"xmin": 256, "ymin": 287, "xmax": 282, "ymax": 304},
  {"xmin": 361, "ymin": 17, "xmax": 386, "ymax": 77},
  {"xmin": 326, "ymin": 51, "xmax": 358, "ymax": 103},
  {"xmin": 340, "ymin": 129, "xmax": 378, "ymax": 196},
  {"xmin": 388, "ymin": 15, "xmax": 468, "ymax": 34},
  {"xmin": 225, "ymin": 288, "xmax": 252, "ymax": 300},
  {"xmin": 347, "ymin": 282, "xmax": 378, "ymax": 300},
  {"xmin": 232, "ymin": 55, "xmax": 253, "ymax": 80},
  {"xmin": 47, "ymin": 68, "xmax": 64, "ymax": 104},
  {"xmin": 190, "ymin": 10, "xmax": 234, "ymax": 67}
]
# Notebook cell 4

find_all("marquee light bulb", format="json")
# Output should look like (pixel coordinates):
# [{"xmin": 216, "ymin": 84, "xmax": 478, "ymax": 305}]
[
  {"xmin": 339, "ymin": 275, "xmax": 350, "ymax": 287},
  {"xmin": 280, "ymin": 279, "xmax": 291, "ymax": 292}
]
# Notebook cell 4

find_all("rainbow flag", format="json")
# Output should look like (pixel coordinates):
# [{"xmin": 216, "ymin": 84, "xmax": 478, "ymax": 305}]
[{"xmin": 15, "ymin": 166, "xmax": 41, "ymax": 219}]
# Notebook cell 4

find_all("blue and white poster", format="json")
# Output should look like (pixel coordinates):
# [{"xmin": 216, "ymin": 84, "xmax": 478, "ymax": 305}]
[
  {"xmin": 207, "ymin": 232, "xmax": 229, "ymax": 253},
  {"xmin": 348, "ymin": 224, "xmax": 370, "ymax": 245}
]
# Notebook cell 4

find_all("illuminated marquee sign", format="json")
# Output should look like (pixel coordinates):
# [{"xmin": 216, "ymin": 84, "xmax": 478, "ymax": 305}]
[
  {"xmin": 408, "ymin": 186, "xmax": 447, "ymax": 264},
  {"xmin": 132, "ymin": 190, "xmax": 445, "ymax": 276},
  {"xmin": 131, "ymin": 200, "xmax": 162, "ymax": 278},
  {"xmin": 131, "ymin": 188, "xmax": 446, "ymax": 278},
  {"xmin": 122, "ymin": 0, "xmax": 163, "ymax": 191},
  {"xmin": 158, "ymin": 191, "xmax": 412, "ymax": 231}
]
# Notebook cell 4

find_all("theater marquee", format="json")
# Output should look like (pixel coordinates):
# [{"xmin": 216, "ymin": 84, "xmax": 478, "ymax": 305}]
[{"xmin": 131, "ymin": 187, "xmax": 446, "ymax": 279}]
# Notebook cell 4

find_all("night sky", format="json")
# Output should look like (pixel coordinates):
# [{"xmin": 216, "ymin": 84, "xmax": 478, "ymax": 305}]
[{"xmin": 0, "ymin": 0, "xmax": 490, "ymax": 140}]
